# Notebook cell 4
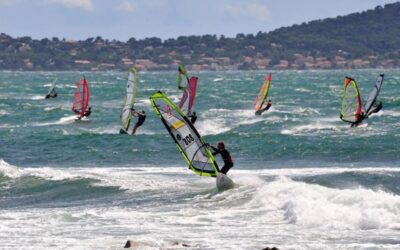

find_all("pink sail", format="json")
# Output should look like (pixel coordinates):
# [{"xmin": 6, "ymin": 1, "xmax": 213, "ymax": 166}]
[{"xmin": 72, "ymin": 78, "xmax": 89, "ymax": 116}]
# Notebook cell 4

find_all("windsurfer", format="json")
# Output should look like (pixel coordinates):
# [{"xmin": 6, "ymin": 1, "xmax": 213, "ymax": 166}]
[
  {"xmin": 131, "ymin": 109, "xmax": 146, "ymax": 135},
  {"xmin": 367, "ymin": 100, "xmax": 383, "ymax": 116},
  {"xmin": 188, "ymin": 111, "xmax": 197, "ymax": 124},
  {"xmin": 208, "ymin": 141, "xmax": 234, "ymax": 175},
  {"xmin": 256, "ymin": 100, "xmax": 272, "ymax": 115},
  {"xmin": 45, "ymin": 81, "xmax": 58, "ymax": 99},
  {"xmin": 351, "ymin": 112, "xmax": 365, "ymax": 127},
  {"xmin": 78, "ymin": 107, "xmax": 91, "ymax": 119},
  {"xmin": 45, "ymin": 92, "xmax": 57, "ymax": 99}
]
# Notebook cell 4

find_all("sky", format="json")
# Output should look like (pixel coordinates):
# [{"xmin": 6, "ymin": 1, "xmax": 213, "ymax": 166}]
[{"xmin": 0, "ymin": 0, "xmax": 398, "ymax": 41}]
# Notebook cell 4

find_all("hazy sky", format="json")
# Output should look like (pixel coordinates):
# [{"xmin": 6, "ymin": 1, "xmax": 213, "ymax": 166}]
[{"xmin": 0, "ymin": 0, "xmax": 397, "ymax": 41}]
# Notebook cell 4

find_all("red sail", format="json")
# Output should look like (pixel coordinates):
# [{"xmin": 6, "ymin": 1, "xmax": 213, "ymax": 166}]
[
  {"xmin": 178, "ymin": 76, "xmax": 198, "ymax": 115},
  {"xmin": 72, "ymin": 78, "xmax": 89, "ymax": 116},
  {"xmin": 188, "ymin": 76, "xmax": 198, "ymax": 110}
]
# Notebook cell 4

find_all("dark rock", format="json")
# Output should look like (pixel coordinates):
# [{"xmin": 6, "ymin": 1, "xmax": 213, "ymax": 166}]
[{"xmin": 124, "ymin": 240, "xmax": 139, "ymax": 248}]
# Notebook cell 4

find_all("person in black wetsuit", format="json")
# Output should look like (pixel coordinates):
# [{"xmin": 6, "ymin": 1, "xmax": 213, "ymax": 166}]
[
  {"xmin": 45, "ymin": 92, "xmax": 57, "ymax": 99},
  {"xmin": 367, "ymin": 100, "xmax": 383, "ymax": 116},
  {"xmin": 131, "ymin": 109, "xmax": 146, "ymax": 135},
  {"xmin": 208, "ymin": 141, "xmax": 234, "ymax": 175},
  {"xmin": 83, "ymin": 107, "xmax": 91, "ymax": 117},
  {"xmin": 189, "ymin": 111, "xmax": 197, "ymax": 124},
  {"xmin": 255, "ymin": 100, "xmax": 272, "ymax": 115},
  {"xmin": 78, "ymin": 107, "xmax": 91, "ymax": 120},
  {"xmin": 351, "ymin": 112, "xmax": 365, "ymax": 127}
]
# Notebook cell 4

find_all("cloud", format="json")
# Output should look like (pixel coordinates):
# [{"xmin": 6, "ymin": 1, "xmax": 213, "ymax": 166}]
[
  {"xmin": 47, "ymin": 0, "xmax": 94, "ymax": 11},
  {"xmin": 225, "ymin": 2, "xmax": 271, "ymax": 21},
  {"xmin": 116, "ymin": 1, "xmax": 135, "ymax": 13}
]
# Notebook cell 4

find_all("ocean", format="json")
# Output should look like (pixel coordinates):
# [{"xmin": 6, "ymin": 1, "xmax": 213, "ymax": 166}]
[{"xmin": 0, "ymin": 69, "xmax": 399, "ymax": 249}]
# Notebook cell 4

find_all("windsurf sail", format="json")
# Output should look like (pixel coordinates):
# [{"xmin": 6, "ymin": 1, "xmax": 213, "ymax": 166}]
[
  {"xmin": 47, "ymin": 80, "xmax": 57, "ymax": 96},
  {"xmin": 178, "ymin": 76, "xmax": 198, "ymax": 115},
  {"xmin": 340, "ymin": 76, "xmax": 362, "ymax": 123},
  {"xmin": 150, "ymin": 91, "xmax": 219, "ymax": 177},
  {"xmin": 72, "ymin": 77, "xmax": 89, "ymax": 116},
  {"xmin": 120, "ymin": 67, "xmax": 137, "ymax": 133},
  {"xmin": 254, "ymin": 73, "xmax": 271, "ymax": 112},
  {"xmin": 177, "ymin": 64, "xmax": 189, "ymax": 89},
  {"xmin": 364, "ymin": 74, "xmax": 384, "ymax": 114}
]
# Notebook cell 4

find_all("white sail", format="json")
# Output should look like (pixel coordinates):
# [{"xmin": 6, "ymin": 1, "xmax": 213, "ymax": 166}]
[
  {"xmin": 120, "ymin": 67, "xmax": 137, "ymax": 134},
  {"xmin": 364, "ymin": 74, "xmax": 384, "ymax": 114}
]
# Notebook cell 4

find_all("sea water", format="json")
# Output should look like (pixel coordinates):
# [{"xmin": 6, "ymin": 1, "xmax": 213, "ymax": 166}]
[{"xmin": 0, "ymin": 69, "xmax": 400, "ymax": 249}]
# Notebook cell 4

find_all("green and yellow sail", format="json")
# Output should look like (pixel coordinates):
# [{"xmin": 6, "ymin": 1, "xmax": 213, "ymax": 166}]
[{"xmin": 150, "ymin": 91, "xmax": 219, "ymax": 177}]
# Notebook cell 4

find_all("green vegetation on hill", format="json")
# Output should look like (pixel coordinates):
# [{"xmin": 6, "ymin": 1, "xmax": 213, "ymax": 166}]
[{"xmin": 1, "ymin": 2, "xmax": 399, "ymax": 71}]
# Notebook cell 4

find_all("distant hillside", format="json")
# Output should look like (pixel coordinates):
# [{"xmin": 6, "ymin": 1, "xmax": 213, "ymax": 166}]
[
  {"xmin": 1, "ymin": 2, "xmax": 399, "ymax": 71},
  {"xmin": 265, "ymin": 2, "xmax": 400, "ymax": 67}
]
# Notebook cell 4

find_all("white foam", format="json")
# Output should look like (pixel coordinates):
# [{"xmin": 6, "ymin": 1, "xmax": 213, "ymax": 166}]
[
  {"xmin": 293, "ymin": 107, "xmax": 320, "ymax": 115},
  {"xmin": 270, "ymin": 104, "xmax": 314, "ymax": 115},
  {"xmin": 43, "ymin": 83, "xmax": 75, "ymax": 89},
  {"xmin": 371, "ymin": 110, "xmax": 400, "ymax": 117},
  {"xmin": 196, "ymin": 108, "xmax": 264, "ymax": 135},
  {"xmin": 385, "ymin": 96, "xmax": 400, "ymax": 102},
  {"xmin": 134, "ymin": 128, "xmax": 156, "ymax": 135},
  {"xmin": 213, "ymin": 77, "xmax": 224, "ymax": 82},
  {"xmin": 33, "ymin": 115, "xmax": 77, "ymax": 126},
  {"xmin": 168, "ymin": 94, "xmax": 181, "ymax": 103},
  {"xmin": 295, "ymin": 87, "xmax": 311, "ymax": 93},
  {"xmin": 60, "ymin": 129, "xmax": 69, "ymax": 135},
  {"xmin": 83, "ymin": 126, "xmax": 120, "ymax": 135},
  {"xmin": 90, "ymin": 125, "xmax": 154, "ymax": 135},
  {"xmin": 136, "ymin": 98, "xmax": 151, "ymax": 105},
  {"xmin": 281, "ymin": 122, "xmax": 342, "ymax": 135},
  {"xmin": 2, "ymin": 165, "xmax": 400, "ymax": 249},
  {"xmin": 253, "ymin": 176, "xmax": 400, "ymax": 230},
  {"xmin": 319, "ymin": 116, "xmax": 340, "ymax": 122},
  {"xmin": 0, "ymin": 163, "xmax": 191, "ymax": 192},
  {"xmin": 43, "ymin": 81, "xmax": 70, "ymax": 89},
  {"xmin": 240, "ymin": 166, "xmax": 400, "ymax": 177},
  {"xmin": 142, "ymin": 87, "xmax": 160, "ymax": 91},
  {"xmin": 0, "ymin": 124, "xmax": 20, "ymax": 129},
  {"xmin": 0, "ymin": 159, "xmax": 23, "ymax": 178},
  {"xmin": 44, "ymin": 106, "xmax": 61, "ymax": 111},
  {"xmin": 30, "ymin": 95, "xmax": 44, "ymax": 100},
  {"xmin": 65, "ymin": 84, "xmax": 76, "ymax": 89},
  {"xmin": 196, "ymin": 117, "xmax": 231, "ymax": 135}
]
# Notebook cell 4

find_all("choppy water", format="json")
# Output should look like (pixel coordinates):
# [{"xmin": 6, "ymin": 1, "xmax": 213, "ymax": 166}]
[{"xmin": 0, "ymin": 69, "xmax": 399, "ymax": 249}]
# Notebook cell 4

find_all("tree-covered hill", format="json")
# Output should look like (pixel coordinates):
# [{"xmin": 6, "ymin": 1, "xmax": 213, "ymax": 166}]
[{"xmin": 0, "ymin": 2, "xmax": 399, "ymax": 71}]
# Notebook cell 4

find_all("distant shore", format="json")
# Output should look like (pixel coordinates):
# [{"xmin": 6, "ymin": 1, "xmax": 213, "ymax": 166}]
[{"xmin": 1, "ymin": 3, "xmax": 400, "ymax": 72}]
